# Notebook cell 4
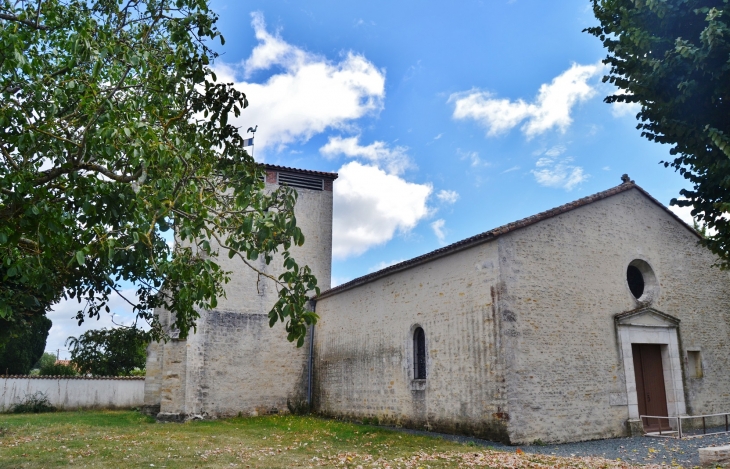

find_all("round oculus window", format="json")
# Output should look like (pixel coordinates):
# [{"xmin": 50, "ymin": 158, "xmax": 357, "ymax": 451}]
[
  {"xmin": 626, "ymin": 259, "xmax": 658, "ymax": 303},
  {"xmin": 627, "ymin": 265, "xmax": 644, "ymax": 299}
]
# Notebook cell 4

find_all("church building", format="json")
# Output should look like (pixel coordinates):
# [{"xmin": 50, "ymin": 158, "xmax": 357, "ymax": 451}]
[{"xmin": 143, "ymin": 166, "xmax": 730, "ymax": 444}]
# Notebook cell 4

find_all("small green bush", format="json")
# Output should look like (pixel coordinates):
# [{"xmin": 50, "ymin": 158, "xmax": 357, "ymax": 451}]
[
  {"xmin": 286, "ymin": 398, "xmax": 310, "ymax": 415},
  {"xmin": 10, "ymin": 391, "xmax": 56, "ymax": 413},
  {"xmin": 129, "ymin": 368, "xmax": 146, "ymax": 376},
  {"xmin": 39, "ymin": 363, "xmax": 77, "ymax": 376},
  {"xmin": 33, "ymin": 352, "xmax": 57, "ymax": 370}
]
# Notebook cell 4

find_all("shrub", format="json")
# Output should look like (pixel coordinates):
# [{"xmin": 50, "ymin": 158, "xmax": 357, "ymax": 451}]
[
  {"xmin": 10, "ymin": 391, "xmax": 56, "ymax": 413},
  {"xmin": 33, "ymin": 352, "xmax": 57, "ymax": 370},
  {"xmin": 286, "ymin": 398, "xmax": 310, "ymax": 415},
  {"xmin": 39, "ymin": 363, "xmax": 77, "ymax": 376}
]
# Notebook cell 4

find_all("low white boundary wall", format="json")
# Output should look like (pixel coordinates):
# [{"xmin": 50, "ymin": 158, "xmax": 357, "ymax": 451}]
[{"xmin": 0, "ymin": 376, "xmax": 145, "ymax": 411}]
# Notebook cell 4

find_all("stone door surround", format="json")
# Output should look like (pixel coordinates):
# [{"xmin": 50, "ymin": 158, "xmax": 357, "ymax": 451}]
[{"xmin": 615, "ymin": 307, "xmax": 686, "ymax": 421}]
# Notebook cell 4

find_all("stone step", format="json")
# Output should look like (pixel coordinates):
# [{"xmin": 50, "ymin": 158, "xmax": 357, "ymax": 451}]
[{"xmin": 699, "ymin": 445, "xmax": 730, "ymax": 466}]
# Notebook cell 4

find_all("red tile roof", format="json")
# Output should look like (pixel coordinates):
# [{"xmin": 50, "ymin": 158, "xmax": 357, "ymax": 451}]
[
  {"xmin": 264, "ymin": 164, "xmax": 338, "ymax": 180},
  {"xmin": 317, "ymin": 181, "xmax": 701, "ymax": 299}
]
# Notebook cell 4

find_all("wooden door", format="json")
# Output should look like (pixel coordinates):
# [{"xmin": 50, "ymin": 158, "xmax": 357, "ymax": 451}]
[{"xmin": 632, "ymin": 344, "xmax": 670, "ymax": 432}]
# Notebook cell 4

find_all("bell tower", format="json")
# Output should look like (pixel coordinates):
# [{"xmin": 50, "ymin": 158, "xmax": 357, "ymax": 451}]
[{"xmin": 142, "ymin": 165, "xmax": 336, "ymax": 419}]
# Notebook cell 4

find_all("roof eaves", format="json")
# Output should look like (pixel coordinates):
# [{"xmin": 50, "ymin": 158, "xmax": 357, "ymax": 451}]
[
  {"xmin": 265, "ymin": 164, "xmax": 338, "ymax": 180},
  {"xmin": 317, "ymin": 181, "xmax": 701, "ymax": 300},
  {"xmin": 629, "ymin": 184, "xmax": 702, "ymax": 240}
]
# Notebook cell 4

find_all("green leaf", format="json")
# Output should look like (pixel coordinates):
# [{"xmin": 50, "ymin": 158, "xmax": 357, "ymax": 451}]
[
  {"xmin": 0, "ymin": 0, "xmax": 320, "ymax": 347},
  {"xmin": 0, "ymin": 303, "xmax": 10, "ymax": 319}
]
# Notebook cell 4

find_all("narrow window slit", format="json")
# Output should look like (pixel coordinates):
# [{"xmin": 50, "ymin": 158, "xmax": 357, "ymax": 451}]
[{"xmin": 414, "ymin": 327, "xmax": 426, "ymax": 379}]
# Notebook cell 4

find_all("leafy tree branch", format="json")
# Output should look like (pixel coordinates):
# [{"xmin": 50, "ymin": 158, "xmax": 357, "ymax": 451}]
[
  {"xmin": 1, "ymin": 0, "xmax": 320, "ymax": 344},
  {"xmin": 588, "ymin": 0, "xmax": 730, "ymax": 266}
]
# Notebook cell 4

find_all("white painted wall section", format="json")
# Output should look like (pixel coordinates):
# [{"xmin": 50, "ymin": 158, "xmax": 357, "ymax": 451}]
[{"xmin": 0, "ymin": 377, "xmax": 145, "ymax": 411}]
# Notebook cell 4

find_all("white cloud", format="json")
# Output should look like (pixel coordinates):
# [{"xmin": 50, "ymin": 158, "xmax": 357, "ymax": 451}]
[
  {"xmin": 46, "ymin": 289, "xmax": 145, "ymax": 360},
  {"xmin": 602, "ymin": 166, "xmax": 611, "ymax": 171},
  {"xmin": 666, "ymin": 197, "xmax": 718, "ymax": 235},
  {"xmin": 431, "ymin": 219, "xmax": 447, "ymax": 244},
  {"xmin": 320, "ymin": 135, "xmax": 412, "ymax": 175},
  {"xmin": 667, "ymin": 201, "xmax": 695, "ymax": 227},
  {"xmin": 535, "ymin": 157, "xmax": 554, "ymax": 167},
  {"xmin": 458, "ymin": 149, "xmax": 484, "ymax": 167},
  {"xmin": 502, "ymin": 166, "xmax": 520, "ymax": 173},
  {"xmin": 436, "ymin": 189, "xmax": 459, "ymax": 204},
  {"xmin": 610, "ymin": 89, "xmax": 642, "ymax": 118},
  {"xmin": 612, "ymin": 101, "xmax": 641, "ymax": 118},
  {"xmin": 333, "ymin": 161, "xmax": 432, "ymax": 258},
  {"xmin": 450, "ymin": 62, "xmax": 603, "ymax": 139},
  {"xmin": 215, "ymin": 12, "xmax": 385, "ymax": 154},
  {"xmin": 545, "ymin": 145, "xmax": 566, "ymax": 157},
  {"xmin": 241, "ymin": 13, "xmax": 306, "ymax": 76},
  {"xmin": 531, "ymin": 156, "xmax": 587, "ymax": 191},
  {"xmin": 368, "ymin": 259, "xmax": 406, "ymax": 273}
]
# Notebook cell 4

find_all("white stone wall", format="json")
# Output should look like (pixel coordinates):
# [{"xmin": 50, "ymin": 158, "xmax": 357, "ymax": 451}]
[
  {"xmin": 0, "ymin": 377, "xmax": 144, "ymax": 411},
  {"xmin": 147, "ymin": 172, "xmax": 333, "ymax": 419},
  {"xmin": 314, "ymin": 241, "xmax": 511, "ymax": 441},
  {"xmin": 314, "ymin": 187, "xmax": 730, "ymax": 444},
  {"xmin": 143, "ymin": 339, "xmax": 162, "ymax": 412},
  {"xmin": 496, "ymin": 188, "xmax": 730, "ymax": 444}
]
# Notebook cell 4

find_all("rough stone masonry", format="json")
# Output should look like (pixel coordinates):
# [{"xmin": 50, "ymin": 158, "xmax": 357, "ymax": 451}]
[{"xmin": 144, "ymin": 170, "xmax": 730, "ymax": 445}]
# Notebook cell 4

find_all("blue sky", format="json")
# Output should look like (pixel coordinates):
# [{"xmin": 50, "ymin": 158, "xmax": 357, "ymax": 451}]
[{"xmin": 46, "ymin": 0, "xmax": 695, "ymax": 356}]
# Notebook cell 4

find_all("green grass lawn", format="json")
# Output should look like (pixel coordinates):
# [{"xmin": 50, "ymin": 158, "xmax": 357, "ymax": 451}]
[{"xmin": 0, "ymin": 410, "xmax": 654, "ymax": 468}]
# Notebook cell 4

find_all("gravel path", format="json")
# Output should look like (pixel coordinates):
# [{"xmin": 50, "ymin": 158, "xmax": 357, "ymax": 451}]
[{"xmin": 390, "ymin": 427, "xmax": 730, "ymax": 468}]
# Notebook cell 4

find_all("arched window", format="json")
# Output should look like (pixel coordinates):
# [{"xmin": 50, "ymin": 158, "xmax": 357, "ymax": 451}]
[{"xmin": 413, "ymin": 327, "xmax": 426, "ymax": 379}]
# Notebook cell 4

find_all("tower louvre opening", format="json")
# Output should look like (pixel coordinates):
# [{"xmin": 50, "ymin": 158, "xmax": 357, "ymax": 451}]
[{"xmin": 277, "ymin": 172, "xmax": 324, "ymax": 191}]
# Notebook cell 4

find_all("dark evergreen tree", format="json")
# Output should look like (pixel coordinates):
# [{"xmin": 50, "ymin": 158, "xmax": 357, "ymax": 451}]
[{"xmin": 0, "ymin": 315, "xmax": 52, "ymax": 375}]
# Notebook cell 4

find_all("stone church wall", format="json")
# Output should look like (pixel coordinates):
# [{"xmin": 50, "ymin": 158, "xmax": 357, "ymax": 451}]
[
  {"xmin": 144, "ymin": 175, "xmax": 730, "ymax": 444},
  {"xmin": 314, "ymin": 241, "xmax": 511, "ymax": 442},
  {"xmin": 145, "ymin": 170, "xmax": 333, "ymax": 419},
  {"xmin": 498, "ymin": 188, "xmax": 730, "ymax": 444}
]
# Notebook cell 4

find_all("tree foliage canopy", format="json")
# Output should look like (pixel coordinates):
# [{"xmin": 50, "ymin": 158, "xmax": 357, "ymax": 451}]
[
  {"xmin": 1, "ymin": 0, "xmax": 319, "ymax": 344},
  {"xmin": 587, "ymin": 0, "xmax": 730, "ymax": 266},
  {"xmin": 67, "ymin": 327, "xmax": 147, "ymax": 376},
  {"xmin": 34, "ymin": 352, "xmax": 57, "ymax": 370}
]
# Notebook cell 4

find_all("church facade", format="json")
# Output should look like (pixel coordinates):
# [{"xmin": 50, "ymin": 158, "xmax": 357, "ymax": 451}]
[{"xmin": 144, "ymin": 166, "xmax": 730, "ymax": 444}]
